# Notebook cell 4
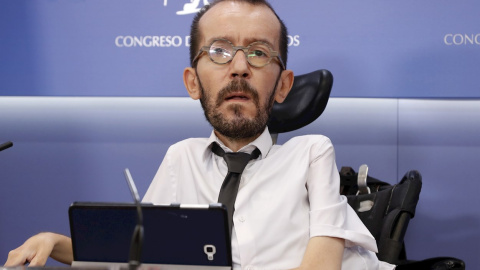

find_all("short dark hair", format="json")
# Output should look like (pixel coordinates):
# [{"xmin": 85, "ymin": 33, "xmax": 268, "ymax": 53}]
[{"xmin": 189, "ymin": 0, "xmax": 289, "ymax": 68}]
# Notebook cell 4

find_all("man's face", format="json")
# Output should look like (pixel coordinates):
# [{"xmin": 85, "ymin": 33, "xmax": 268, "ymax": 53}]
[
  {"xmin": 194, "ymin": 2, "xmax": 284, "ymax": 140},
  {"xmin": 198, "ymin": 74, "xmax": 278, "ymax": 139}
]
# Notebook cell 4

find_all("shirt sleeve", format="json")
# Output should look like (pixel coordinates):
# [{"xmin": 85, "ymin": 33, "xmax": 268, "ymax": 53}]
[
  {"xmin": 307, "ymin": 137, "xmax": 378, "ymax": 253},
  {"xmin": 142, "ymin": 145, "xmax": 177, "ymax": 204}
]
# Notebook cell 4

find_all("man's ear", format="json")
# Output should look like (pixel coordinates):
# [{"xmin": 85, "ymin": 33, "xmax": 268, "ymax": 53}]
[
  {"xmin": 274, "ymin": 69, "xmax": 294, "ymax": 103},
  {"xmin": 183, "ymin": 67, "xmax": 201, "ymax": 100}
]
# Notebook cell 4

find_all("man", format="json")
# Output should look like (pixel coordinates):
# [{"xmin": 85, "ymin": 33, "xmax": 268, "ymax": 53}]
[{"xmin": 5, "ymin": 1, "xmax": 395, "ymax": 269}]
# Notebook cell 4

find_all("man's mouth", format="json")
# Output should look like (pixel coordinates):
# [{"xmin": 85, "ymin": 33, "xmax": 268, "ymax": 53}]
[{"xmin": 225, "ymin": 92, "xmax": 250, "ymax": 101}]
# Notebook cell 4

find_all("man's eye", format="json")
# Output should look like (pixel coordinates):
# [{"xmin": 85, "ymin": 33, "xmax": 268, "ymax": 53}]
[
  {"xmin": 211, "ymin": 47, "xmax": 228, "ymax": 55},
  {"xmin": 249, "ymin": 50, "xmax": 268, "ymax": 58}
]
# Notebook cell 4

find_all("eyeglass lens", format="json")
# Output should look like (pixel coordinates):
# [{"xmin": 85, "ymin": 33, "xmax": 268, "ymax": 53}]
[{"xmin": 208, "ymin": 39, "xmax": 273, "ymax": 67}]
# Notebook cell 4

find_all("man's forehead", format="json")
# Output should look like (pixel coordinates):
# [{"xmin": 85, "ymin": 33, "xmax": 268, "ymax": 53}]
[{"xmin": 198, "ymin": 1, "xmax": 281, "ymax": 48}]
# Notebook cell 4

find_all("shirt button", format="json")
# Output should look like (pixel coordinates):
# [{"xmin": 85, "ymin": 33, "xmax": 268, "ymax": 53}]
[
  {"xmin": 246, "ymin": 266, "xmax": 254, "ymax": 270},
  {"xmin": 239, "ymin": 216, "xmax": 246, "ymax": 222}
]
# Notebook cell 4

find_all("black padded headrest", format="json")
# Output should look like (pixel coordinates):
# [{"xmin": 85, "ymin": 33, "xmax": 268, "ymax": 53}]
[{"xmin": 267, "ymin": 69, "xmax": 333, "ymax": 134}]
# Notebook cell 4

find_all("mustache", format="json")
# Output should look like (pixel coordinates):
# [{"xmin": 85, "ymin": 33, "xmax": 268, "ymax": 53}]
[{"xmin": 215, "ymin": 79, "xmax": 260, "ymax": 107}]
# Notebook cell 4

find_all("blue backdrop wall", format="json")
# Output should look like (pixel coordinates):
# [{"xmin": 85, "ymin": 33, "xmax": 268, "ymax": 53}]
[
  {"xmin": 1, "ymin": 0, "xmax": 479, "ymax": 268},
  {"xmin": 1, "ymin": 0, "xmax": 479, "ymax": 98}
]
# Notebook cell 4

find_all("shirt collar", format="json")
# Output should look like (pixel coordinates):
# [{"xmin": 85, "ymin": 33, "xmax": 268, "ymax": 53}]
[{"xmin": 204, "ymin": 127, "xmax": 273, "ymax": 160}]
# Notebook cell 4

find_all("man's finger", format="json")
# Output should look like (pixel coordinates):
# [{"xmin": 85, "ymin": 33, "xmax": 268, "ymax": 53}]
[
  {"xmin": 4, "ymin": 249, "xmax": 29, "ymax": 267},
  {"xmin": 27, "ymin": 249, "xmax": 50, "ymax": 267}
]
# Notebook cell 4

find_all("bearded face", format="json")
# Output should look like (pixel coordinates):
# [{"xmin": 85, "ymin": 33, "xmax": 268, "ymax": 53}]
[{"xmin": 198, "ymin": 78, "xmax": 278, "ymax": 140}]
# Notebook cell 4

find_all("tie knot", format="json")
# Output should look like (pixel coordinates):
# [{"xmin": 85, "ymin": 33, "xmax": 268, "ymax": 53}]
[
  {"xmin": 223, "ymin": 152, "xmax": 253, "ymax": 173},
  {"xmin": 211, "ymin": 143, "xmax": 260, "ymax": 173}
]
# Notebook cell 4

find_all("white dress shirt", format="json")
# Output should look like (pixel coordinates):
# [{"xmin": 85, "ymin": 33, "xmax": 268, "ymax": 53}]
[{"xmin": 143, "ymin": 128, "xmax": 395, "ymax": 270}]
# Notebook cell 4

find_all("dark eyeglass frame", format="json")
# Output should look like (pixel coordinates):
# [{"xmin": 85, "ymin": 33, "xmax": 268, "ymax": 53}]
[{"xmin": 192, "ymin": 38, "xmax": 286, "ymax": 70}]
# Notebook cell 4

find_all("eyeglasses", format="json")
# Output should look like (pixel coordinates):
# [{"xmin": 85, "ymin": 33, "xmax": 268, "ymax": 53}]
[{"xmin": 192, "ymin": 38, "xmax": 285, "ymax": 70}]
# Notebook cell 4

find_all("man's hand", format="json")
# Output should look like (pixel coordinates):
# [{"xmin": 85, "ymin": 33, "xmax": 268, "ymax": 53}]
[{"xmin": 4, "ymin": 232, "xmax": 73, "ymax": 267}]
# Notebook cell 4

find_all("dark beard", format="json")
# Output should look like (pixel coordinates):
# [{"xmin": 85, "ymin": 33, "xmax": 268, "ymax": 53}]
[{"xmin": 198, "ymin": 78, "xmax": 278, "ymax": 140}]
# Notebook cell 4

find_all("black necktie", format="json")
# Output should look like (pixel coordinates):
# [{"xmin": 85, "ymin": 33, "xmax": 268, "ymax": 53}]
[{"xmin": 211, "ymin": 142, "xmax": 261, "ymax": 234}]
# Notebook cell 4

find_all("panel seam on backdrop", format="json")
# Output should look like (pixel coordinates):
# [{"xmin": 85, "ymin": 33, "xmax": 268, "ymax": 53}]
[{"xmin": 396, "ymin": 99, "xmax": 400, "ymax": 183}]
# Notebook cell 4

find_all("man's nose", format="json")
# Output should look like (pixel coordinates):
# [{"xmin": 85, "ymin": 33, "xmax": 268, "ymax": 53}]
[{"xmin": 230, "ymin": 49, "xmax": 251, "ymax": 79}]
